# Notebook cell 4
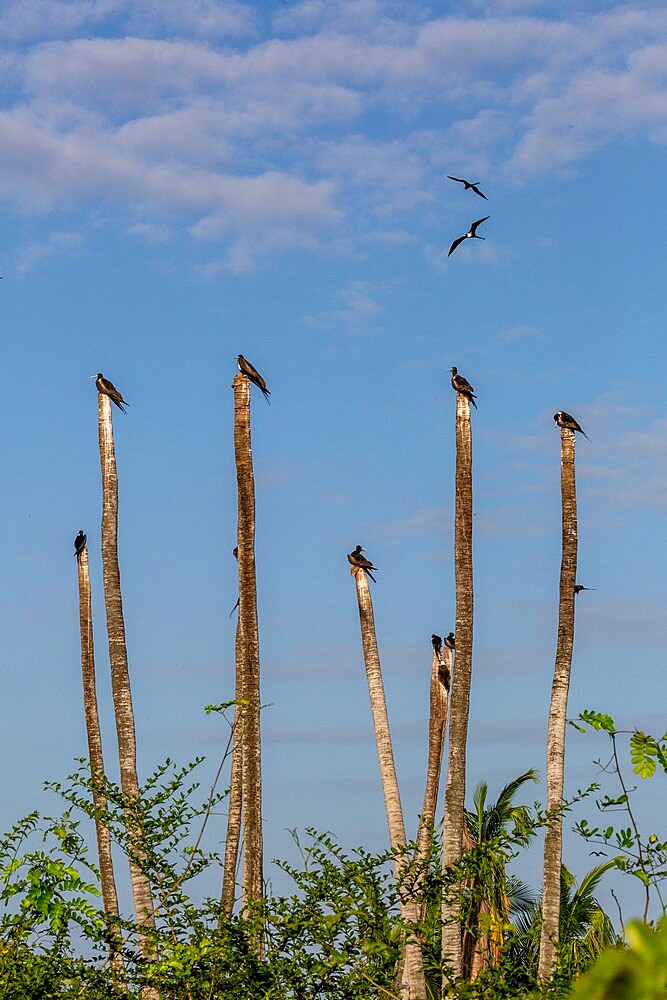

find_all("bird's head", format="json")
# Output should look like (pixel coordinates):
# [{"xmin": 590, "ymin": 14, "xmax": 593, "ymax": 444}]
[
  {"xmin": 449, "ymin": 367, "xmax": 457, "ymax": 375},
  {"xmin": 91, "ymin": 373, "xmax": 103, "ymax": 379},
  {"xmin": 553, "ymin": 412, "xmax": 561, "ymax": 423}
]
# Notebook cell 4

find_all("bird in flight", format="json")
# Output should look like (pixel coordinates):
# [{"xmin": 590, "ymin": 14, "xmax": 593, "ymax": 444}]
[
  {"xmin": 554, "ymin": 411, "xmax": 590, "ymax": 441},
  {"xmin": 237, "ymin": 355, "xmax": 271, "ymax": 403},
  {"xmin": 450, "ymin": 367, "xmax": 478, "ymax": 409},
  {"xmin": 574, "ymin": 585, "xmax": 596, "ymax": 594},
  {"xmin": 431, "ymin": 634, "xmax": 443, "ymax": 658},
  {"xmin": 444, "ymin": 631, "xmax": 456, "ymax": 650},
  {"xmin": 447, "ymin": 176, "xmax": 487, "ymax": 200},
  {"xmin": 93, "ymin": 374, "xmax": 129, "ymax": 413},
  {"xmin": 347, "ymin": 545, "xmax": 377, "ymax": 583},
  {"xmin": 448, "ymin": 216, "xmax": 490, "ymax": 257},
  {"xmin": 74, "ymin": 530, "xmax": 87, "ymax": 561}
]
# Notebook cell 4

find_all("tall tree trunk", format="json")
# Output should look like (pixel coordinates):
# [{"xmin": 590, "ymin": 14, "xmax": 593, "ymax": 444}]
[
  {"xmin": 76, "ymin": 541, "xmax": 125, "ymax": 982},
  {"xmin": 441, "ymin": 393, "xmax": 474, "ymax": 982},
  {"xmin": 351, "ymin": 565, "xmax": 426, "ymax": 1000},
  {"xmin": 415, "ymin": 642, "xmax": 450, "ymax": 904},
  {"xmin": 221, "ymin": 608, "xmax": 245, "ymax": 916},
  {"xmin": 538, "ymin": 425, "xmax": 578, "ymax": 980},
  {"xmin": 97, "ymin": 394, "xmax": 157, "ymax": 978},
  {"xmin": 232, "ymin": 373, "xmax": 263, "ymax": 913}
]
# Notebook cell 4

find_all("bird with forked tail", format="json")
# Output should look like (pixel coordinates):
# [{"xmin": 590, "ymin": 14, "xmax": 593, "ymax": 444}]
[
  {"xmin": 450, "ymin": 367, "xmax": 478, "ymax": 409},
  {"xmin": 554, "ymin": 411, "xmax": 590, "ymax": 441},
  {"xmin": 237, "ymin": 355, "xmax": 271, "ymax": 403},
  {"xmin": 93, "ymin": 374, "xmax": 129, "ymax": 413},
  {"xmin": 347, "ymin": 545, "xmax": 377, "ymax": 583}
]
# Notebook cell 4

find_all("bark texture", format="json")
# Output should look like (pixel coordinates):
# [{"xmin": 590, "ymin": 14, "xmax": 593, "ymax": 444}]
[
  {"xmin": 415, "ymin": 644, "xmax": 451, "ymax": 870},
  {"xmin": 76, "ymin": 544, "xmax": 125, "ymax": 980},
  {"xmin": 221, "ymin": 608, "xmax": 245, "ymax": 915},
  {"xmin": 538, "ymin": 427, "xmax": 578, "ymax": 980},
  {"xmin": 97, "ymin": 394, "xmax": 156, "ymax": 969},
  {"xmin": 232, "ymin": 373, "xmax": 264, "ymax": 912},
  {"xmin": 441, "ymin": 393, "xmax": 474, "ymax": 981},
  {"xmin": 352, "ymin": 566, "xmax": 426, "ymax": 1000}
]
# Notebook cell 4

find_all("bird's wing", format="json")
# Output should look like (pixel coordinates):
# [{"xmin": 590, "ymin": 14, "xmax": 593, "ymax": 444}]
[
  {"xmin": 469, "ymin": 216, "xmax": 490, "ymax": 234},
  {"xmin": 448, "ymin": 235, "xmax": 466, "ymax": 256},
  {"xmin": 447, "ymin": 176, "xmax": 465, "ymax": 184},
  {"xmin": 471, "ymin": 185, "xmax": 487, "ymax": 200}
]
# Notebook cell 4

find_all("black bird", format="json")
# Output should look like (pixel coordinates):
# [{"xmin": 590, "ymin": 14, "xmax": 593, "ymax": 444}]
[
  {"xmin": 237, "ymin": 355, "xmax": 271, "ymax": 403},
  {"xmin": 554, "ymin": 411, "xmax": 590, "ymax": 441},
  {"xmin": 574, "ymin": 585, "xmax": 596, "ymax": 594},
  {"xmin": 444, "ymin": 632, "xmax": 456, "ymax": 650},
  {"xmin": 229, "ymin": 598, "xmax": 240, "ymax": 618},
  {"xmin": 93, "ymin": 374, "xmax": 128, "ymax": 413},
  {"xmin": 447, "ymin": 175, "xmax": 487, "ymax": 200},
  {"xmin": 347, "ymin": 545, "xmax": 377, "ymax": 583},
  {"xmin": 74, "ymin": 530, "xmax": 87, "ymax": 561},
  {"xmin": 431, "ymin": 634, "xmax": 443, "ymax": 658},
  {"xmin": 450, "ymin": 367, "xmax": 478, "ymax": 409},
  {"xmin": 448, "ymin": 216, "xmax": 490, "ymax": 257}
]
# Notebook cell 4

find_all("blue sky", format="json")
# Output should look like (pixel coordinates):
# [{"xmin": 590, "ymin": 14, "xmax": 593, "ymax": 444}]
[{"xmin": 1, "ymin": 0, "xmax": 666, "ymax": 921}]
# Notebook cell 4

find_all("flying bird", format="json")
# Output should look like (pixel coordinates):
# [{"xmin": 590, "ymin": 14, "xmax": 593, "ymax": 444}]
[
  {"xmin": 444, "ymin": 632, "xmax": 456, "ymax": 650},
  {"xmin": 447, "ymin": 176, "xmax": 487, "ymax": 200},
  {"xmin": 74, "ymin": 530, "xmax": 87, "ymax": 561},
  {"xmin": 347, "ymin": 545, "xmax": 377, "ymax": 583},
  {"xmin": 431, "ymin": 634, "xmax": 443, "ymax": 658},
  {"xmin": 237, "ymin": 355, "xmax": 271, "ymax": 403},
  {"xmin": 93, "ymin": 374, "xmax": 129, "ymax": 413},
  {"xmin": 450, "ymin": 367, "xmax": 478, "ymax": 409},
  {"xmin": 574, "ymin": 585, "xmax": 596, "ymax": 594},
  {"xmin": 448, "ymin": 216, "xmax": 490, "ymax": 257},
  {"xmin": 554, "ymin": 411, "xmax": 590, "ymax": 441}
]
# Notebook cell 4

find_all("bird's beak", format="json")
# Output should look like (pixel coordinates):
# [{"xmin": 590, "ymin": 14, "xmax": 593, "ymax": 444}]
[{"xmin": 89, "ymin": 374, "xmax": 97, "ymax": 378}]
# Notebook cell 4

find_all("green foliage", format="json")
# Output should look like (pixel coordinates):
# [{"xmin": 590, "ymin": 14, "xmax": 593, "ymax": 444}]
[{"xmin": 570, "ymin": 918, "xmax": 667, "ymax": 1000}]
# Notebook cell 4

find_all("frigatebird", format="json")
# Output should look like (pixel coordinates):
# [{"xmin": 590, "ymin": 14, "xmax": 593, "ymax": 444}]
[
  {"xmin": 237, "ymin": 355, "xmax": 271, "ymax": 403},
  {"xmin": 93, "ymin": 374, "xmax": 129, "ymax": 413},
  {"xmin": 448, "ymin": 216, "xmax": 490, "ymax": 257},
  {"xmin": 347, "ymin": 545, "xmax": 377, "ymax": 583},
  {"xmin": 444, "ymin": 632, "xmax": 456, "ymax": 650},
  {"xmin": 574, "ymin": 585, "xmax": 596, "ymax": 594},
  {"xmin": 554, "ymin": 411, "xmax": 590, "ymax": 441},
  {"xmin": 74, "ymin": 530, "xmax": 87, "ymax": 561},
  {"xmin": 447, "ymin": 176, "xmax": 487, "ymax": 200},
  {"xmin": 450, "ymin": 367, "xmax": 478, "ymax": 409},
  {"xmin": 431, "ymin": 634, "xmax": 443, "ymax": 658}
]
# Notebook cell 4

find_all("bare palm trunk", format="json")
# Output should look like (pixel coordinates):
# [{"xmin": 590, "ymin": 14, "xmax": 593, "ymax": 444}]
[
  {"xmin": 415, "ymin": 643, "xmax": 450, "ymax": 882},
  {"xmin": 232, "ymin": 373, "xmax": 263, "ymax": 913},
  {"xmin": 76, "ymin": 542, "xmax": 125, "ymax": 981},
  {"xmin": 350, "ymin": 565, "xmax": 426, "ymax": 1000},
  {"xmin": 538, "ymin": 425, "xmax": 578, "ymax": 980},
  {"xmin": 97, "ymin": 394, "xmax": 156, "ymax": 977},
  {"xmin": 221, "ymin": 609, "xmax": 245, "ymax": 915},
  {"xmin": 441, "ymin": 393, "xmax": 474, "ymax": 981}
]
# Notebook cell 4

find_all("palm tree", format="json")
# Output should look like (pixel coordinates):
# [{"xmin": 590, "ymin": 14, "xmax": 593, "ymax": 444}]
[
  {"xmin": 514, "ymin": 860, "xmax": 620, "ymax": 980},
  {"xmin": 232, "ymin": 373, "xmax": 263, "ymax": 914},
  {"xmin": 97, "ymin": 390, "xmax": 157, "ymax": 978},
  {"xmin": 221, "ymin": 611, "xmax": 244, "ymax": 916},
  {"xmin": 461, "ymin": 769, "xmax": 539, "ymax": 979},
  {"xmin": 75, "ymin": 538, "xmax": 124, "ymax": 980},
  {"xmin": 350, "ymin": 562, "xmax": 426, "ymax": 1000},
  {"xmin": 539, "ymin": 424, "xmax": 579, "ymax": 979},
  {"xmin": 441, "ymin": 391, "xmax": 475, "ymax": 980}
]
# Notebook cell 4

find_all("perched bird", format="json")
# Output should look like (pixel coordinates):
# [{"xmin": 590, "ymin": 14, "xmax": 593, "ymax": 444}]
[
  {"xmin": 554, "ymin": 411, "xmax": 590, "ymax": 441},
  {"xmin": 347, "ymin": 545, "xmax": 377, "ymax": 583},
  {"xmin": 447, "ymin": 176, "xmax": 487, "ymax": 200},
  {"xmin": 574, "ymin": 585, "xmax": 596, "ymax": 594},
  {"xmin": 229, "ymin": 597, "xmax": 240, "ymax": 618},
  {"xmin": 237, "ymin": 355, "xmax": 271, "ymax": 403},
  {"xmin": 444, "ymin": 632, "xmax": 456, "ymax": 650},
  {"xmin": 93, "ymin": 374, "xmax": 129, "ymax": 413},
  {"xmin": 450, "ymin": 367, "xmax": 478, "ymax": 409},
  {"xmin": 431, "ymin": 634, "xmax": 443, "ymax": 658},
  {"xmin": 448, "ymin": 216, "xmax": 490, "ymax": 257},
  {"xmin": 74, "ymin": 530, "xmax": 87, "ymax": 561}
]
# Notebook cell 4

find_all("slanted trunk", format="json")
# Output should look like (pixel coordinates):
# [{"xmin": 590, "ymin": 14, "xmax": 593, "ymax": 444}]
[
  {"xmin": 441, "ymin": 393, "xmax": 474, "ymax": 982},
  {"xmin": 539, "ymin": 426, "xmax": 578, "ymax": 979},
  {"xmin": 232, "ymin": 373, "xmax": 263, "ymax": 914},
  {"xmin": 76, "ymin": 543, "xmax": 125, "ymax": 981},
  {"xmin": 97, "ymin": 394, "xmax": 156, "ymax": 980},
  {"xmin": 351, "ymin": 566, "xmax": 426, "ymax": 1000}
]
